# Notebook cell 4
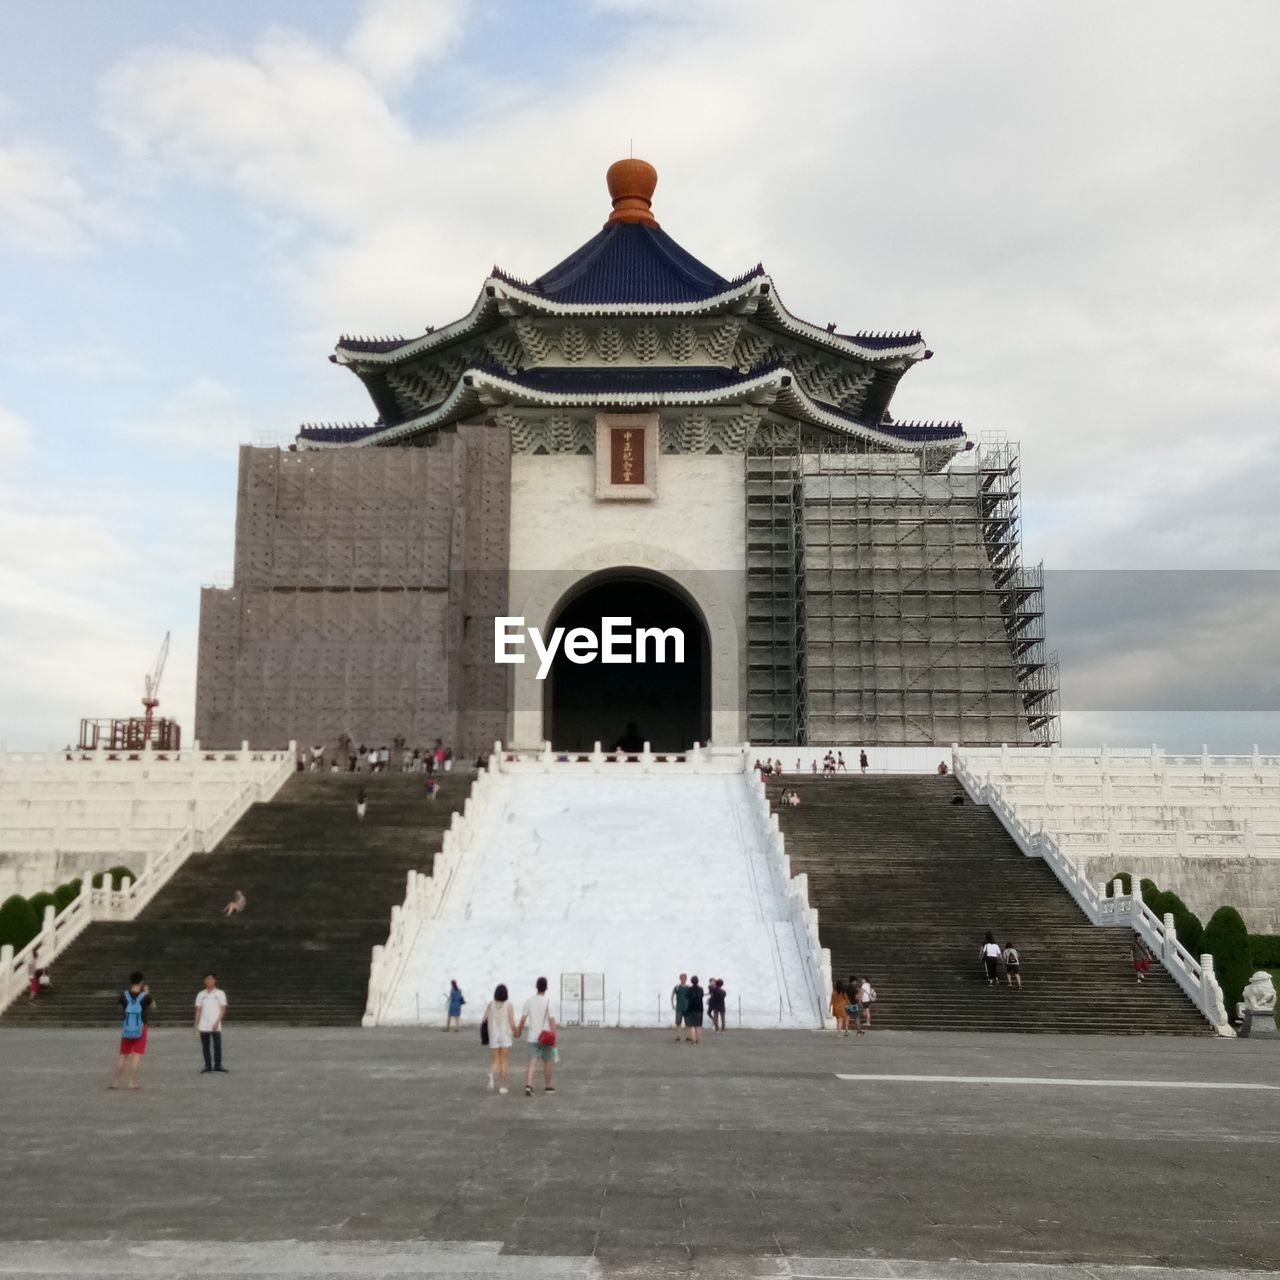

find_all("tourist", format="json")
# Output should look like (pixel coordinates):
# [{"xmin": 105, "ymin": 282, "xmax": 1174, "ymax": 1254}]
[
  {"xmin": 1131, "ymin": 936, "xmax": 1152, "ymax": 984},
  {"xmin": 111, "ymin": 971, "xmax": 153, "ymax": 1090},
  {"xmin": 845, "ymin": 973, "xmax": 863, "ymax": 1033},
  {"xmin": 518, "ymin": 976, "xmax": 557, "ymax": 1096},
  {"xmin": 194, "ymin": 972, "xmax": 228, "ymax": 1073},
  {"xmin": 837, "ymin": 751, "xmax": 847, "ymax": 772},
  {"xmin": 671, "ymin": 973, "xmax": 690, "ymax": 1041},
  {"xmin": 685, "ymin": 976, "xmax": 705, "ymax": 1044},
  {"xmin": 222, "ymin": 888, "xmax": 246, "ymax": 918},
  {"xmin": 811, "ymin": 760, "xmax": 818, "ymax": 775},
  {"xmin": 980, "ymin": 932, "xmax": 1001, "ymax": 986},
  {"xmin": 27, "ymin": 948, "xmax": 42, "ymax": 1001},
  {"xmin": 433, "ymin": 739, "xmax": 446, "ymax": 772},
  {"xmin": 425, "ymin": 776, "xmax": 439, "ymax": 802},
  {"xmin": 788, "ymin": 790, "xmax": 801, "ymax": 807},
  {"xmin": 794, "ymin": 757, "xmax": 801, "ymax": 772},
  {"xmin": 444, "ymin": 746, "xmax": 454, "ymax": 773},
  {"xmin": 1002, "ymin": 942, "xmax": 1022, "ymax": 989},
  {"xmin": 355, "ymin": 788, "xmax": 368, "ymax": 821},
  {"xmin": 859, "ymin": 749, "xmax": 869, "ymax": 775},
  {"xmin": 773, "ymin": 758, "xmax": 783, "ymax": 776},
  {"xmin": 831, "ymin": 979, "xmax": 849, "ymax": 1036},
  {"xmin": 446, "ymin": 979, "xmax": 465, "ymax": 1031},
  {"xmin": 311, "ymin": 743, "xmax": 324, "ymax": 772},
  {"xmin": 857, "ymin": 976, "xmax": 875, "ymax": 1030},
  {"xmin": 483, "ymin": 983, "xmax": 518, "ymax": 1094},
  {"xmin": 937, "ymin": 760, "xmax": 949, "ymax": 775},
  {"xmin": 950, "ymin": 792, "xmax": 965, "ymax": 806},
  {"xmin": 708, "ymin": 978, "xmax": 727, "ymax": 1032}
]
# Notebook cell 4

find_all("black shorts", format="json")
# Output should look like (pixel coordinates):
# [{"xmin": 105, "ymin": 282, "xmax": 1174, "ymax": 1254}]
[{"xmin": 684, "ymin": 1011, "xmax": 704, "ymax": 1028}]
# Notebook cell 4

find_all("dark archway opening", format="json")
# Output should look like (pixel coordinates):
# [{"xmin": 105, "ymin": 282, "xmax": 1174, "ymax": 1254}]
[{"xmin": 544, "ymin": 574, "xmax": 711, "ymax": 753}]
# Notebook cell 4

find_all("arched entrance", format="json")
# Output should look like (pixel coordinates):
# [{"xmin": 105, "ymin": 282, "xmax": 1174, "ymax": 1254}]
[{"xmin": 544, "ymin": 572, "xmax": 711, "ymax": 752}]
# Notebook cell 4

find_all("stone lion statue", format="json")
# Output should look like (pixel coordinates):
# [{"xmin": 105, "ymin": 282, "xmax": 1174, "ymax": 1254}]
[{"xmin": 1243, "ymin": 970, "xmax": 1277, "ymax": 1013}]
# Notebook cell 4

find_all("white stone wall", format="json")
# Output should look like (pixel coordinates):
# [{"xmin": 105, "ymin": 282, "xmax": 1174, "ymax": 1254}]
[{"xmin": 507, "ymin": 452, "xmax": 746, "ymax": 748}]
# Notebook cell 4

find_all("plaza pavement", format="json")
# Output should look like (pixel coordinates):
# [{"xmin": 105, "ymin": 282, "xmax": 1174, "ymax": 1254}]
[{"xmin": 1, "ymin": 1027, "xmax": 1277, "ymax": 1277}]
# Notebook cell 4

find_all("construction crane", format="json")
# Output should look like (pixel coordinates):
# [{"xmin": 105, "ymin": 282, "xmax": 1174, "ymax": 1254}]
[{"xmin": 142, "ymin": 631, "xmax": 170, "ymax": 743}]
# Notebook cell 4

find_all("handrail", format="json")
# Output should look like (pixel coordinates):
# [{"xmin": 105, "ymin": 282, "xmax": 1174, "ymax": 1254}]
[
  {"xmin": 952, "ymin": 751, "xmax": 1232, "ymax": 1035},
  {"xmin": 0, "ymin": 746, "xmax": 296, "ymax": 1013}
]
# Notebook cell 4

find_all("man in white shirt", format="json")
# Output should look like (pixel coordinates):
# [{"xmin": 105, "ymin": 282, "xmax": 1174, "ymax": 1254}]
[
  {"xmin": 516, "ymin": 976, "xmax": 557, "ymax": 1098},
  {"xmin": 194, "ymin": 972, "xmax": 229, "ymax": 1074}
]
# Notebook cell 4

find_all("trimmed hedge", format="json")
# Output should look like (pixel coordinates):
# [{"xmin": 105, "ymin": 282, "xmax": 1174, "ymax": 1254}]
[
  {"xmin": 52, "ymin": 879, "xmax": 82, "ymax": 912},
  {"xmin": 26, "ymin": 891, "xmax": 57, "ymax": 922},
  {"xmin": 1251, "ymin": 935, "xmax": 1280, "ymax": 968},
  {"xmin": 91, "ymin": 865, "xmax": 137, "ymax": 890},
  {"xmin": 1201, "ymin": 906, "xmax": 1253, "ymax": 1013},
  {"xmin": 1106, "ymin": 872, "xmax": 1132, "ymax": 897},
  {"xmin": 0, "ymin": 895, "xmax": 40, "ymax": 952}
]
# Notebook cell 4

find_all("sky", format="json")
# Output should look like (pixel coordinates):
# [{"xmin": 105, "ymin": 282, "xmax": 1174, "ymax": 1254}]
[{"xmin": 1, "ymin": 0, "xmax": 1278, "ymax": 750}]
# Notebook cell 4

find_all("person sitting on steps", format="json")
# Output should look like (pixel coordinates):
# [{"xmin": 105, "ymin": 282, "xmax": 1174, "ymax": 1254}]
[{"xmin": 222, "ymin": 889, "xmax": 246, "ymax": 918}]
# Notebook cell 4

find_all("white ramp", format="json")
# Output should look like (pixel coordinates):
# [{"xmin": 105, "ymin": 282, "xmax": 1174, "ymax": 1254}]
[{"xmin": 378, "ymin": 769, "xmax": 825, "ymax": 1028}]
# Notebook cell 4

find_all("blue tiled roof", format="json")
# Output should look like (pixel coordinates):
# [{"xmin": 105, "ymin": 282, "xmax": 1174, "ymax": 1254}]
[
  {"xmin": 500, "ymin": 363, "xmax": 780, "ymax": 395},
  {"xmin": 336, "ymin": 336, "xmax": 414, "ymax": 354},
  {"xmin": 838, "ymin": 330, "xmax": 923, "ymax": 350},
  {"xmin": 493, "ymin": 222, "xmax": 759, "ymax": 305},
  {"xmin": 296, "ymin": 423, "xmax": 386, "ymax": 444}
]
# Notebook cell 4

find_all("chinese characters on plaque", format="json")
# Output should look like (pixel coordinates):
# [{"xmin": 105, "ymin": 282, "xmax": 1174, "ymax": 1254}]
[
  {"xmin": 596, "ymin": 412, "xmax": 658, "ymax": 500},
  {"xmin": 610, "ymin": 427, "xmax": 644, "ymax": 486}
]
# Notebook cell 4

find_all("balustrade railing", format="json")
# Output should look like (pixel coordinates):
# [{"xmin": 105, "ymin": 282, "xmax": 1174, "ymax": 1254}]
[
  {"xmin": 952, "ymin": 749, "xmax": 1233, "ymax": 1035},
  {"xmin": 0, "ymin": 744, "xmax": 295, "ymax": 1012}
]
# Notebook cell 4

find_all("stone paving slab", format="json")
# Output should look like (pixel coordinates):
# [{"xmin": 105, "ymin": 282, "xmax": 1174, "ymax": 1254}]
[{"xmin": 1, "ymin": 1028, "xmax": 1278, "ymax": 1272}]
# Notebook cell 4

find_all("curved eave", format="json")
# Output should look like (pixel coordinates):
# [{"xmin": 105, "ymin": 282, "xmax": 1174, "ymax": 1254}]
[
  {"xmin": 298, "ymin": 366, "xmax": 965, "ymax": 457},
  {"xmin": 332, "ymin": 272, "xmax": 928, "ymax": 371}
]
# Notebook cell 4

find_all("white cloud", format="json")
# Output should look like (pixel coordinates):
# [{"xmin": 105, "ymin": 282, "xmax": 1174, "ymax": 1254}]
[
  {"xmin": 101, "ymin": 29, "xmax": 416, "ymax": 232},
  {"xmin": 119, "ymin": 376, "xmax": 261, "ymax": 454},
  {"xmin": 0, "ymin": 405, "xmax": 33, "ymax": 460},
  {"xmin": 0, "ymin": 141, "xmax": 113, "ymax": 255},
  {"xmin": 344, "ymin": 0, "xmax": 469, "ymax": 90}
]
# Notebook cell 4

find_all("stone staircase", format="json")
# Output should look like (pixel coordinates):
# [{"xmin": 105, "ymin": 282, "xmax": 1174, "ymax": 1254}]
[
  {"xmin": 767, "ymin": 775, "xmax": 1209, "ymax": 1034},
  {"xmin": 3, "ymin": 772, "xmax": 471, "ymax": 1027}
]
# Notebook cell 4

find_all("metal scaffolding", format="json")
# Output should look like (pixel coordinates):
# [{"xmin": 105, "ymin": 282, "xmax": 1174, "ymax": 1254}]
[{"xmin": 745, "ymin": 429, "xmax": 1059, "ymax": 747}]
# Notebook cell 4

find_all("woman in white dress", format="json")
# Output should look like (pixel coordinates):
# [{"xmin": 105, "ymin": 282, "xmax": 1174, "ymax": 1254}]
[{"xmin": 484, "ymin": 984, "xmax": 518, "ymax": 1094}]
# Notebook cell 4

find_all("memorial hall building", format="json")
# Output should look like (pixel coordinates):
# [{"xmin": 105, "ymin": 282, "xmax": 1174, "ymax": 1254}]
[{"xmin": 195, "ymin": 160, "xmax": 1058, "ymax": 755}]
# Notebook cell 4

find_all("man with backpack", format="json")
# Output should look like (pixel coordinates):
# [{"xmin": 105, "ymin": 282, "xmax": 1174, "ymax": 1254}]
[{"xmin": 111, "ymin": 971, "xmax": 154, "ymax": 1090}]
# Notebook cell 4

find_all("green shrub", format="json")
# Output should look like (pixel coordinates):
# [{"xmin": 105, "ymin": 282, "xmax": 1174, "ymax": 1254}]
[
  {"xmin": 0, "ymin": 895, "xmax": 40, "ymax": 952},
  {"xmin": 52, "ymin": 880, "xmax": 81, "ymax": 912},
  {"xmin": 1201, "ymin": 906, "xmax": 1253, "ymax": 1014},
  {"xmin": 1138, "ymin": 878, "xmax": 1163, "ymax": 910},
  {"xmin": 1107, "ymin": 872, "xmax": 1132, "ymax": 896},
  {"xmin": 92, "ymin": 865, "xmax": 137, "ymax": 890},
  {"xmin": 25, "ymin": 891, "xmax": 57, "ymax": 922},
  {"xmin": 1250, "ymin": 935, "xmax": 1280, "ymax": 968}
]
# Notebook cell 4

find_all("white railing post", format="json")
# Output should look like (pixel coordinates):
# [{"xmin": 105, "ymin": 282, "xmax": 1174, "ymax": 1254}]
[
  {"xmin": 1199, "ymin": 954, "xmax": 1230, "ymax": 1032},
  {"xmin": 1162, "ymin": 912, "xmax": 1177, "ymax": 963},
  {"xmin": 0, "ymin": 944, "xmax": 12, "ymax": 1007}
]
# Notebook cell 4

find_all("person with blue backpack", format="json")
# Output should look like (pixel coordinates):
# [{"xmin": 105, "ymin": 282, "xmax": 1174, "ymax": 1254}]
[{"xmin": 111, "ymin": 971, "xmax": 154, "ymax": 1090}]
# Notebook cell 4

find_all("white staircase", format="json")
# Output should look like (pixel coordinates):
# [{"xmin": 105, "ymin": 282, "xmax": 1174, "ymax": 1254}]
[{"xmin": 375, "ymin": 761, "xmax": 826, "ymax": 1029}]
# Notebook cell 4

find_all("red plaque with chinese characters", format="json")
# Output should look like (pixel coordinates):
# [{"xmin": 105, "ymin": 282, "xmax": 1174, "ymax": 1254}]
[{"xmin": 609, "ymin": 427, "xmax": 645, "ymax": 486}]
